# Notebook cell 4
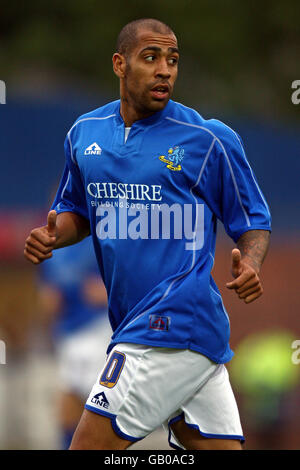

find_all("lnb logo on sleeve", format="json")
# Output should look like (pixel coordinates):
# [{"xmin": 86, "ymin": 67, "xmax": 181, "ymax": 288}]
[
  {"xmin": 0, "ymin": 81, "xmax": 6, "ymax": 104},
  {"xmin": 0, "ymin": 340, "xmax": 6, "ymax": 364}
]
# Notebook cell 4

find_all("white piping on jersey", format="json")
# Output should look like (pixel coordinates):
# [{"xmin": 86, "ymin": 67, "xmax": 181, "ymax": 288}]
[
  {"xmin": 165, "ymin": 116, "xmax": 251, "ymax": 227},
  {"xmin": 209, "ymin": 251, "xmax": 215, "ymax": 268},
  {"xmin": 67, "ymin": 115, "xmax": 116, "ymax": 165},
  {"xmin": 209, "ymin": 285, "xmax": 230, "ymax": 325},
  {"xmin": 214, "ymin": 119, "xmax": 271, "ymax": 217},
  {"xmin": 120, "ymin": 138, "xmax": 219, "ymax": 333},
  {"xmin": 60, "ymin": 170, "xmax": 71, "ymax": 201},
  {"xmin": 193, "ymin": 137, "xmax": 216, "ymax": 188}
]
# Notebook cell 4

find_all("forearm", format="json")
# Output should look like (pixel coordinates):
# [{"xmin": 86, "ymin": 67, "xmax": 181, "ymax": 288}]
[
  {"xmin": 54, "ymin": 211, "xmax": 90, "ymax": 249},
  {"xmin": 236, "ymin": 229, "xmax": 270, "ymax": 273}
]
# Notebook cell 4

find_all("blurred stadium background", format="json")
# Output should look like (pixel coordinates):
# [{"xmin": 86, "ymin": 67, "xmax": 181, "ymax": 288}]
[{"xmin": 0, "ymin": 1, "xmax": 299, "ymax": 450}]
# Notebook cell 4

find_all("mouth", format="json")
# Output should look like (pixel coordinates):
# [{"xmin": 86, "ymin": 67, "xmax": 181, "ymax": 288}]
[{"xmin": 150, "ymin": 83, "xmax": 170, "ymax": 100}]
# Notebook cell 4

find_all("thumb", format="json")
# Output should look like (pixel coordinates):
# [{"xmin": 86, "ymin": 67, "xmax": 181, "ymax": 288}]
[
  {"xmin": 231, "ymin": 248, "xmax": 242, "ymax": 275},
  {"xmin": 47, "ymin": 210, "xmax": 57, "ymax": 236}
]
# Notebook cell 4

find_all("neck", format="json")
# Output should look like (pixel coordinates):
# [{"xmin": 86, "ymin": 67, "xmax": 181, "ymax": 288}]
[{"xmin": 119, "ymin": 97, "xmax": 154, "ymax": 127}]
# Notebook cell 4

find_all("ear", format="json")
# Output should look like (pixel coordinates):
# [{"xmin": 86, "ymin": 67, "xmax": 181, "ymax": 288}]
[{"xmin": 112, "ymin": 53, "xmax": 127, "ymax": 79}]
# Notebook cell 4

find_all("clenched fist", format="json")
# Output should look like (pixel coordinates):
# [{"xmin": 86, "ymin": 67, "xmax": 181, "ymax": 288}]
[
  {"xmin": 226, "ymin": 248, "xmax": 263, "ymax": 304},
  {"xmin": 24, "ymin": 210, "xmax": 57, "ymax": 264}
]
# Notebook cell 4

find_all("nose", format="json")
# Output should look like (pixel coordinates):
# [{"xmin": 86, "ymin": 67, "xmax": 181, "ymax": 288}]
[{"xmin": 155, "ymin": 58, "xmax": 171, "ymax": 79}]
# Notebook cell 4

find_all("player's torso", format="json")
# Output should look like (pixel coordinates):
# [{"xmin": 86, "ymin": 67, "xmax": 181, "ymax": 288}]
[
  {"xmin": 70, "ymin": 106, "xmax": 218, "ymax": 323},
  {"xmin": 73, "ymin": 115, "xmax": 213, "ymax": 213},
  {"xmin": 67, "ymin": 106, "xmax": 233, "ymax": 361}
]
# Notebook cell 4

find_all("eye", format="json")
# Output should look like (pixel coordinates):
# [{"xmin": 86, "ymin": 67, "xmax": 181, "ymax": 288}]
[
  {"xmin": 145, "ymin": 55, "xmax": 155, "ymax": 62},
  {"xmin": 168, "ymin": 57, "xmax": 178, "ymax": 65}
]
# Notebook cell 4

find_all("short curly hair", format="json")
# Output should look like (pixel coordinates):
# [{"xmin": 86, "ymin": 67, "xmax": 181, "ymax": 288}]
[{"xmin": 116, "ymin": 18, "xmax": 175, "ymax": 57}]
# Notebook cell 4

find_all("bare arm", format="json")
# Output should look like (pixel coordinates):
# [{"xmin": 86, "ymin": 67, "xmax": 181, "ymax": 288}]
[
  {"xmin": 24, "ymin": 210, "xmax": 90, "ymax": 265},
  {"xmin": 226, "ymin": 230, "xmax": 270, "ymax": 303},
  {"xmin": 53, "ymin": 211, "xmax": 90, "ymax": 249},
  {"xmin": 236, "ymin": 229, "xmax": 270, "ymax": 273}
]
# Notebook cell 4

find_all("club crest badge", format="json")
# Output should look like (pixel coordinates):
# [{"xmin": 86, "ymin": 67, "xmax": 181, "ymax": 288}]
[{"xmin": 159, "ymin": 146, "xmax": 184, "ymax": 171}]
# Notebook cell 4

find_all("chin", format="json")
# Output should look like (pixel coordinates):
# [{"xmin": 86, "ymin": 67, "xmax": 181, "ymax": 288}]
[{"xmin": 150, "ymin": 98, "xmax": 169, "ymax": 111}]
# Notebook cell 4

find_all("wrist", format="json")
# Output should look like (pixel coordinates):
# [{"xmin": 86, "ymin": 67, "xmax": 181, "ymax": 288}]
[{"xmin": 241, "ymin": 254, "xmax": 261, "ymax": 274}]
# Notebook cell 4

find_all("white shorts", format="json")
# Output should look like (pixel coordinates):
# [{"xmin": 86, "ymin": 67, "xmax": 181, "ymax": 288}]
[
  {"xmin": 56, "ymin": 317, "xmax": 112, "ymax": 400},
  {"xmin": 85, "ymin": 343, "xmax": 244, "ymax": 448}
]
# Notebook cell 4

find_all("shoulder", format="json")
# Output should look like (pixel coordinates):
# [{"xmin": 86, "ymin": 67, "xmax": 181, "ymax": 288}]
[
  {"xmin": 204, "ymin": 118, "xmax": 244, "ymax": 152},
  {"xmin": 168, "ymin": 101, "xmax": 243, "ymax": 150},
  {"xmin": 68, "ymin": 100, "xmax": 119, "ymax": 135},
  {"xmin": 167, "ymin": 101, "xmax": 207, "ymax": 129}
]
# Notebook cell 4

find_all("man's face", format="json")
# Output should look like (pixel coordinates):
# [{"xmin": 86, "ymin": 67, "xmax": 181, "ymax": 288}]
[{"xmin": 122, "ymin": 29, "xmax": 179, "ymax": 115}]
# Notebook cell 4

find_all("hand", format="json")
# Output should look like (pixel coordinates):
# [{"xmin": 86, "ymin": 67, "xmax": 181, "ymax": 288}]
[
  {"xmin": 226, "ymin": 248, "xmax": 263, "ymax": 303},
  {"xmin": 24, "ymin": 210, "xmax": 57, "ymax": 264}
]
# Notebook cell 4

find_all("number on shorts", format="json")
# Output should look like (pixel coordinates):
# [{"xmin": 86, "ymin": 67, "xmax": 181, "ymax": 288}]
[{"xmin": 100, "ymin": 351, "xmax": 126, "ymax": 388}]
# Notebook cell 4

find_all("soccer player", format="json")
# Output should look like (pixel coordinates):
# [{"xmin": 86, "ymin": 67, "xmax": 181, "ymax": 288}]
[{"xmin": 24, "ymin": 18, "xmax": 271, "ymax": 450}]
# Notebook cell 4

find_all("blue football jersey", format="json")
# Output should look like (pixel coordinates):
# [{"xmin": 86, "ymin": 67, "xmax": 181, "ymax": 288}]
[{"xmin": 51, "ymin": 99, "xmax": 271, "ymax": 363}]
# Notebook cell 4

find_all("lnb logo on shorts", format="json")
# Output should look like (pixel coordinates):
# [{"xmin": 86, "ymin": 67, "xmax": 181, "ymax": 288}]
[
  {"xmin": 84, "ymin": 142, "xmax": 102, "ymax": 155},
  {"xmin": 149, "ymin": 315, "xmax": 171, "ymax": 331},
  {"xmin": 91, "ymin": 391, "xmax": 109, "ymax": 409}
]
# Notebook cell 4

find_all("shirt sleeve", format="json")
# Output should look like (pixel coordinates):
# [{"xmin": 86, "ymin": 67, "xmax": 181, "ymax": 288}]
[
  {"xmin": 199, "ymin": 130, "xmax": 272, "ymax": 242},
  {"xmin": 50, "ymin": 133, "xmax": 89, "ymax": 222}
]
